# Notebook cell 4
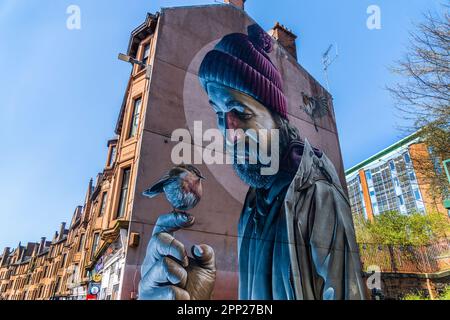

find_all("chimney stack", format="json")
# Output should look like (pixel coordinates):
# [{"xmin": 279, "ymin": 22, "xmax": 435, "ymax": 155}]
[
  {"xmin": 32, "ymin": 244, "xmax": 39, "ymax": 256},
  {"xmin": 224, "ymin": 0, "xmax": 246, "ymax": 10},
  {"xmin": 19, "ymin": 244, "xmax": 25, "ymax": 261},
  {"xmin": 269, "ymin": 22, "xmax": 298, "ymax": 60},
  {"xmin": 1, "ymin": 247, "xmax": 10, "ymax": 266},
  {"xmin": 39, "ymin": 237, "xmax": 46, "ymax": 254},
  {"xmin": 59, "ymin": 222, "xmax": 67, "ymax": 240}
]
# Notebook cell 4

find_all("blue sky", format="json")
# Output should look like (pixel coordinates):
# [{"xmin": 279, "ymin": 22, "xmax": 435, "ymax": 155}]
[{"xmin": 0, "ymin": 0, "xmax": 444, "ymax": 248}]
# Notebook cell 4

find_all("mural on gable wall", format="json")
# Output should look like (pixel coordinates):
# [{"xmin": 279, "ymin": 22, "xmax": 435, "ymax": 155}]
[{"xmin": 136, "ymin": 21, "xmax": 366, "ymax": 301}]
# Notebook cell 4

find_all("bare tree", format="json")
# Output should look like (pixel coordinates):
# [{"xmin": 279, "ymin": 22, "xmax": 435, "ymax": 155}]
[{"xmin": 388, "ymin": 5, "xmax": 450, "ymax": 204}]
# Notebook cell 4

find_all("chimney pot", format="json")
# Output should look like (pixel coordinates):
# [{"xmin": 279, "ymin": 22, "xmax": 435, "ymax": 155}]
[
  {"xmin": 224, "ymin": 0, "xmax": 245, "ymax": 10},
  {"xmin": 269, "ymin": 22, "xmax": 298, "ymax": 60}
]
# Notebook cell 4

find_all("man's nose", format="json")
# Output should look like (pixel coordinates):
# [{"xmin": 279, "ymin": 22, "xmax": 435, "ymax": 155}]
[
  {"xmin": 226, "ymin": 112, "xmax": 245, "ymax": 144},
  {"xmin": 226, "ymin": 111, "xmax": 240, "ymax": 130}
]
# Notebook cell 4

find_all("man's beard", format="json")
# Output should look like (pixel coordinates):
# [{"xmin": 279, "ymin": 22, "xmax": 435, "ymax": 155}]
[
  {"xmin": 230, "ymin": 127, "xmax": 290, "ymax": 189},
  {"xmin": 232, "ymin": 162, "xmax": 275, "ymax": 189}
]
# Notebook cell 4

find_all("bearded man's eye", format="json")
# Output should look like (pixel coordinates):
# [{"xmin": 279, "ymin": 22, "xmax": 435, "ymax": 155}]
[{"xmin": 232, "ymin": 110, "xmax": 253, "ymax": 120}]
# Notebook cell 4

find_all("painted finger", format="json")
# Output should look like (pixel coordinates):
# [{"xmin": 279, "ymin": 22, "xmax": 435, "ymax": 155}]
[
  {"xmin": 152, "ymin": 212, "xmax": 195, "ymax": 236},
  {"xmin": 141, "ymin": 257, "xmax": 188, "ymax": 289},
  {"xmin": 154, "ymin": 233, "xmax": 189, "ymax": 267},
  {"xmin": 191, "ymin": 244, "xmax": 216, "ymax": 272}
]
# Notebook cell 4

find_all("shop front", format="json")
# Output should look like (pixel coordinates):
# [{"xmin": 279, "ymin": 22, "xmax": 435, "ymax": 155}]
[{"xmin": 89, "ymin": 229, "xmax": 127, "ymax": 300}]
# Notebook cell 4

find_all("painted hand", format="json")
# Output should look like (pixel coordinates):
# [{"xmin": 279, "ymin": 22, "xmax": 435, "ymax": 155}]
[{"xmin": 138, "ymin": 212, "xmax": 216, "ymax": 300}]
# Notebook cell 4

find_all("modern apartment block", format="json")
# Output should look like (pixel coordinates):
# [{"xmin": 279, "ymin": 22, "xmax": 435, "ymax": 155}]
[
  {"xmin": 345, "ymin": 132, "xmax": 449, "ymax": 221},
  {"xmin": 1, "ymin": 0, "xmax": 351, "ymax": 300}
]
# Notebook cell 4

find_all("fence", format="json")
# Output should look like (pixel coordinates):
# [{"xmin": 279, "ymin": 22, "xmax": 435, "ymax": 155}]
[{"xmin": 359, "ymin": 238, "xmax": 450, "ymax": 274}]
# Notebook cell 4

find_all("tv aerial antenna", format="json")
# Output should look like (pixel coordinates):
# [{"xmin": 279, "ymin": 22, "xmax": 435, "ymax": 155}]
[{"xmin": 322, "ymin": 44, "xmax": 339, "ymax": 92}]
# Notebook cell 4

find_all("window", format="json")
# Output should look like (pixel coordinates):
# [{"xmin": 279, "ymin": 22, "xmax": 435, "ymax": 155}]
[
  {"xmin": 38, "ymin": 285, "xmax": 43, "ymax": 298},
  {"xmin": 77, "ymin": 234, "xmax": 85, "ymax": 252},
  {"xmin": 365, "ymin": 171, "xmax": 372, "ymax": 181},
  {"xmin": 112, "ymin": 284, "xmax": 120, "ymax": 300},
  {"xmin": 142, "ymin": 43, "xmax": 151, "ymax": 66},
  {"xmin": 99, "ymin": 192, "xmax": 108, "ymax": 217},
  {"xmin": 116, "ymin": 168, "xmax": 131, "ymax": 219},
  {"xmin": 55, "ymin": 277, "xmax": 61, "ymax": 293},
  {"xmin": 91, "ymin": 233, "xmax": 100, "ymax": 259},
  {"xmin": 108, "ymin": 146, "xmax": 117, "ymax": 167},
  {"xmin": 389, "ymin": 161, "xmax": 396, "ymax": 171},
  {"xmin": 409, "ymin": 172, "xmax": 416, "ymax": 181},
  {"xmin": 404, "ymin": 153, "xmax": 411, "ymax": 163},
  {"xmin": 398, "ymin": 195, "xmax": 404, "ymax": 206},
  {"xmin": 414, "ymin": 189, "xmax": 422, "ymax": 201},
  {"xmin": 60, "ymin": 254, "xmax": 67, "ymax": 269},
  {"xmin": 128, "ymin": 97, "xmax": 142, "ymax": 139},
  {"xmin": 73, "ymin": 264, "xmax": 79, "ymax": 281}
]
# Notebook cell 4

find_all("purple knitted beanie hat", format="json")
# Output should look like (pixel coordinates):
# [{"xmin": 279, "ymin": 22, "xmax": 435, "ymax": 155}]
[{"xmin": 199, "ymin": 24, "xmax": 288, "ymax": 119}]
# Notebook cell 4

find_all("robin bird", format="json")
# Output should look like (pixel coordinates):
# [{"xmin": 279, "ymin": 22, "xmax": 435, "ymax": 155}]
[
  {"xmin": 142, "ymin": 164, "xmax": 206, "ymax": 213},
  {"xmin": 301, "ymin": 92, "xmax": 330, "ymax": 132}
]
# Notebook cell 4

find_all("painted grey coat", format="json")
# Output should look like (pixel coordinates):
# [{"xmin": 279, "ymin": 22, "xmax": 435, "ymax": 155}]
[
  {"xmin": 239, "ymin": 139, "xmax": 367, "ymax": 300},
  {"xmin": 284, "ymin": 139, "xmax": 366, "ymax": 300}
]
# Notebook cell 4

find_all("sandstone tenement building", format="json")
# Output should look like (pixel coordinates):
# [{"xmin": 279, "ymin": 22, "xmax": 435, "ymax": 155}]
[{"xmin": 1, "ymin": 0, "xmax": 315, "ymax": 300}]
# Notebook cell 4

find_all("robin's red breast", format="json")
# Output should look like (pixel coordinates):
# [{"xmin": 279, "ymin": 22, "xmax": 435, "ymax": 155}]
[{"xmin": 142, "ymin": 165, "xmax": 206, "ymax": 212}]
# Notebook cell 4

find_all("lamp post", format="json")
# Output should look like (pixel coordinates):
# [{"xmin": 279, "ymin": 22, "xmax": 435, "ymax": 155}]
[{"xmin": 118, "ymin": 53, "xmax": 152, "ymax": 79}]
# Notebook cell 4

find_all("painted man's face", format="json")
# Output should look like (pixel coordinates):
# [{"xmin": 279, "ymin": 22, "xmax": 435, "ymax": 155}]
[{"xmin": 206, "ymin": 82, "xmax": 279, "ymax": 188}]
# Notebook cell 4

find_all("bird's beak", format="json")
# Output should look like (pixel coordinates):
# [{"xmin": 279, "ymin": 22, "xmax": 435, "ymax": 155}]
[{"xmin": 199, "ymin": 175, "xmax": 206, "ymax": 181}]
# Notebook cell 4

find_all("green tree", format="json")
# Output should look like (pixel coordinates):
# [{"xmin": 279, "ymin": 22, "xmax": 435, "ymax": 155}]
[
  {"xmin": 440, "ymin": 286, "xmax": 450, "ymax": 300},
  {"xmin": 403, "ymin": 286, "xmax": 450, "ymax": 300},
  {"xmin": 402, "ymin": 291, "xmax": 430, "ymax": 300},
  {"xmin": 387, "ymin": 6, "xmax": 450, "ymax": 201},
  {"xmin": 355, "ymin": 211, "xmax": 450, "ymax": 245}
]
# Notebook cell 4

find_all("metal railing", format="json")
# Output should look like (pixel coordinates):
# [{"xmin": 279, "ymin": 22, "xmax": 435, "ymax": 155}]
[{"xmin": 359, "ymin": 238, "xmax": 450, "ymax": 274}]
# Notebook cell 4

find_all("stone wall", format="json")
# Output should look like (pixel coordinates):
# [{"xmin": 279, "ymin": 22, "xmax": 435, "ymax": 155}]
[{"xmin": 364, "ymin": 271, "xmax": 450, "ymax": 300}]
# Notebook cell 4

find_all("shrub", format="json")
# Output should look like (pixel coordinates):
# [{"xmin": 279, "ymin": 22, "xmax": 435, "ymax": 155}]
[
  {"xmin": 355, "ymin": 211, "xmax": 450, "ymax": 246},
  {"xmin": 402, "ymin": 291, "xmax": 430, "ymax": 300}
]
